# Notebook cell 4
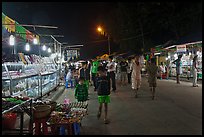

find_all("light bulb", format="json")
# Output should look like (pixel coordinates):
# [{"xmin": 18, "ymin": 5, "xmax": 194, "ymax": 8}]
[
  {"xmin": 48, "ymin": 47, "xmax": 51, "ymax": 53},
  {"xmin": 25, "ymin": 43, "xmax": 30, "ymax": 51},
  {"xmin": 42, "ymin": 45, "xmax": 47, "ymax": 51},
  {"xmin": 9, "ymin": 35, "xmax": 15, "ymax": 46}
]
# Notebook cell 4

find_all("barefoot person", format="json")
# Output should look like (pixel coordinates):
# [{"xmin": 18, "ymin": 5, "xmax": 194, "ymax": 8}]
[{"xmin": 96, "ymin": 66, "xmax": 111, "ymax": 124}]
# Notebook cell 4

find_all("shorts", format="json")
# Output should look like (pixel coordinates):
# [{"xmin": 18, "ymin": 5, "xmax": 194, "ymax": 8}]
[{"xmin": 98, "ymin": 95, "xmax": 110, "ymax": 104}]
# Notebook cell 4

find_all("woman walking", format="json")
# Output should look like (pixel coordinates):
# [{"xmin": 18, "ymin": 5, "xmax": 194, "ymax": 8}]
[{"xmin": 131, "ymin": 56, "xmax": 142, "ymax": 98}]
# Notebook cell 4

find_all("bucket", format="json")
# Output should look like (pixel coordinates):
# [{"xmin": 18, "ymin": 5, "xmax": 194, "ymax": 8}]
[{"xmin": 2, "ymin": 113, "xmax": 17, "ymax": 129}]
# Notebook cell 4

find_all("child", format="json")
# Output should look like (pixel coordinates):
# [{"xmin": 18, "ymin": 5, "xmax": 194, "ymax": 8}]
[
  {"xmin": 66, "ymin": 69, "xmax": 73, "ymax": 88},
  {"xmin": 74, "ymin": 77, "xmax": 88, "ymax": 102},
  {"xmin": 96, "ymin": 66, "xmax": 111, "ymax": 124},
  {"xmin": 146, "ymin": 58, "xmax": 158, "ymax": 100}
]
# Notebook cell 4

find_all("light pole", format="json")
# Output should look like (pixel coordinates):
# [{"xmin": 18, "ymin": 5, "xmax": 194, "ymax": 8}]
[
  {"xmin": 108, "ymin": 35, "xmax": 110, "ymax": 56},
  {"xmin": 97, "ymin": 26, "xmax": 111, "ymax": 55}
]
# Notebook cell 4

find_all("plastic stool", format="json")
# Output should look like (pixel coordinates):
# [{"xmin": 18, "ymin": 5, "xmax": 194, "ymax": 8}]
[
  {"xmin": 59, "ymin": 126, "xmax": 65, "ymax": 135},
  {"xmin": 34, "ymin": 118, "xmax": 48, "ymax": 135},
  {"xmin": 73, "ymin": 122, "xmax": 80, "ymax": 135}
]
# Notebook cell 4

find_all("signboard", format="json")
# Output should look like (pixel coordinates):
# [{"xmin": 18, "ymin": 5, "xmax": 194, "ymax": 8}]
[
  {"xmin": 176, "ymin": 44, "xmax": 186, "ymax": 52},
  {"xmin": 64, "ymin": 49, "xmax": 80, "ymax": 61}
]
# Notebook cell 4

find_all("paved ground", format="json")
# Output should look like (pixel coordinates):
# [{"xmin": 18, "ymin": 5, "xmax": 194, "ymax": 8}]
[{"xmin": 55, "ymin": 77, "xmax": 202, "ymax": 135}]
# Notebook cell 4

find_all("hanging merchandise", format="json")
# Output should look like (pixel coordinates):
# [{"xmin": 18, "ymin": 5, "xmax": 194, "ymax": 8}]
[
  {"xmin": 18, "ymin": 53, "xmax": 27, "ymax": 65},
  {"xmin": 15, "ymin": 22, "xmax": 26, "ymax": 41},
  {"xmin": 26, "ymin": 30, "xmax": 34, "ymax": 42},
  {"xmin": 4, "ymin": 15, "xmax": 15, "ymax": 33}
]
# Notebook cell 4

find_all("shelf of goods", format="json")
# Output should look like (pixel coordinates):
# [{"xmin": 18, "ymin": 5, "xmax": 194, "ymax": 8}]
[
  {"xmin": 2, "ymin": 96, "xmax": 33, "ymax": 135},
  {"xmin": 2, "ymin": 54, "xmax": 60, "ymax": 99}
]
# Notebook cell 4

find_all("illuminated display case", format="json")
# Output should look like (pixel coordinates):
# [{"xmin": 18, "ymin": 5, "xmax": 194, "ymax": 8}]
[{"xmin": 2, "ymin": 62, "xmax": 60, "ymax": 99}]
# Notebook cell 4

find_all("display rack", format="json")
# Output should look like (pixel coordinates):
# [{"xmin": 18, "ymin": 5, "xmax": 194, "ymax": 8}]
[{"xmin": 2, "ymin": 98, "xmax": 33, "ymax": 135}]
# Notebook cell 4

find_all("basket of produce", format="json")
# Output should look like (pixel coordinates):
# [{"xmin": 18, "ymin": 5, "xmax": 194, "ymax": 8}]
[{"xmin": 33, "ymin": 105, "xmax": 51, "ymax": 119}]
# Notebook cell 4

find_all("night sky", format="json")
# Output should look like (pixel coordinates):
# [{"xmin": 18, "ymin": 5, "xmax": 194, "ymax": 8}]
[
  {"xmin": 2, "ymin": 2, "xmax": 116, "ymax": 59},
  {"xmin": 2, "ymin": 2, "xmax": 202, "ymax": 59}
]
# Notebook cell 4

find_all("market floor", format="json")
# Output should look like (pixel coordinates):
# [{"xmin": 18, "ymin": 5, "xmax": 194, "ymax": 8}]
[{"xmin": 55, "ymin": 77, "xmax": 202, "ymax": 135}]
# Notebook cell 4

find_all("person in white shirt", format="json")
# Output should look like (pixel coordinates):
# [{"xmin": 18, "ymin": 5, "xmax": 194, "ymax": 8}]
[
  {"xmin": 127, "ymin": 58, "xmax": 132, "ymax": 84},
  {"xmin": 106, "ymin": 56, "xmax": 116, "ymax": 92},
  {"xmin": 192, "ymin": 55, "xmax": 199, "ymax": 87}
]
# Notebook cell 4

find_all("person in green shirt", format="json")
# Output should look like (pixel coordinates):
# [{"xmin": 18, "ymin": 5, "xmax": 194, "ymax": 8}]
[
  {"xmin": 75, "ymin": 77, "xmax": 88, "ymax": 102},
  {"xmin": 91, "ymin": 59, "xmax": 99, "ymax": 91}
]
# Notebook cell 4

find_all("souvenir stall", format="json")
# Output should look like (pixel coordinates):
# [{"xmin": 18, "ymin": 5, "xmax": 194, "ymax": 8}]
[{"xmin": 2, "ymin": 12, "xmax": 60, "ymax": 135}]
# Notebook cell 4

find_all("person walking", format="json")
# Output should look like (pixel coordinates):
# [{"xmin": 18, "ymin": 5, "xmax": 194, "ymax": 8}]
[
  {"xmin": 192, "ymin": 55, "xmax": 199, "ymax": 87},
  {"xmin": 91, "ymin": 59, "xmax": 99, "ymax": 91},
  {"xmin": 131, "ymin": 56, "xmax": 142, "ymax": 98},
  {"xmin": 106, "ymin": 56, "xmax": 116, "ymax": 92},
  {"xmin": 172, "ymin": 54, "xmax": 183, "ymax": 84},
  {"xmin": 127, "ymin": 58, "xmax": 132, "ymax": 84},
  {"xmin": 79, "ymin": 62, "xmax": 90, "ymax": 89},
  {"xmin": 115, "ymin": 60, "xmax": 121, "ymax": 85},
  {"xmin": 120, "ymin": 58, "xmax": 128, "ymax": 86},
  {"xmin": 146, "ymin": 58, "xmax": 158, "ymax": 100},
  {"xmin": 96, "ymin": 66, "xmax": 111, "ymax": 124}
]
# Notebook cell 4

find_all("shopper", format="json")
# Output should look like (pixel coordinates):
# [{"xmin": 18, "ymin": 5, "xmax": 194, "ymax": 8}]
[
  {"xmin": 131, "ymin": 56, "xmax": 142, "ymax": 98},
  {"xmin": 116, "ymin": 60, "xmax": 121, "ymax": 85},
  {"xmin": 79, "ymin": 62, "xmax": 90, "ymax": 89},
  {"xmin": 127, "ymin": 58, "xmax": 132, "ymax": 84},
  {"xmin": 120, "ymin": 58, "xmax": 128, "ymax": 86},
  {"xmin": 159, "ymin": 62, "xmax": 166, "ymax": 80},
  {"xmin": 146, "ymin": 58, "xmax": 158, "ymax": 100},
  {"xmin": 74, "ymin": 77, "xmax": 88, "ymax": 102},
  {"xmin": 65, "ymin": 69, "xmax": 73, "ymax": 88},
  {"xmin": 192, "ymin": 55, "xmax": 199, "ymax": 87},
  {"xmin": 106, "ymin": 56, "xmax": 116, "ymax": 92},
  {"xmin": 172, "ymin": 54, "xmax": 183, "ymax": 84},
  {"xmin": 96, "ymin": 66, "xmax": 110, "ymax": 124},
  {"xmin": 166, "ymin": 59, "xmax": 170, "ymax": 80},
  {"xmin": 91, "ymin": 59, "xmax": 99, "ymax": 91}
]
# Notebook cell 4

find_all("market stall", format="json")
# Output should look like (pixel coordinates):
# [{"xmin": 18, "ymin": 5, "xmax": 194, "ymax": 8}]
[{"xmin": 164, "ymin": 41, "xmax": 202, "ymax": 79}]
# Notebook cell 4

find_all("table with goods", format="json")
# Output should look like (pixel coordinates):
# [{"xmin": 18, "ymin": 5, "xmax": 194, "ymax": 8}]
[
  {"xmin": 31, "ymin": 100, "xmax": 88, "ymax": 135},
  {"xmin": 47, "ymin": 101, "xmax": 88, "ymax": 135}
]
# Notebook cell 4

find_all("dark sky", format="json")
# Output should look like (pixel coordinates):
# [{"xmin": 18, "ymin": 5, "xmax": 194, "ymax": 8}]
[{"xmin": 2, "ymin": 2, "xmax": 116, "ymax": 59}]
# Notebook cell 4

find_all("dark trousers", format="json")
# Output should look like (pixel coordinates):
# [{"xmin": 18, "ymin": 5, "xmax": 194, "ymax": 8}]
[
  {"xmin": 107, "ymin": 71, "xmax": 116, "ymax": 91},
  {"xmin": 127, "ymin": 72, "xmax": 132, "ymax": 84},
  {"xmin": 92, "ymin": 73, "xmax": 97, "ymax": 89}
]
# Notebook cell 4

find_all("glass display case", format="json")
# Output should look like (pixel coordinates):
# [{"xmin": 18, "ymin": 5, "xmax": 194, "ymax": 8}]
[{"xmin": 2, "ymin": 62, "xmax": 60, "ymax": 99}]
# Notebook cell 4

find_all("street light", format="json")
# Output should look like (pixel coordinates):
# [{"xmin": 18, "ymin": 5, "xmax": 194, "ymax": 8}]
[
  {"xmin": 97, "ymin": 26, "xmax": 102, "ymax": 32},
  {"xmin": 97, "ymin": 26, "xmax": 111, "ymax": 55}
]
